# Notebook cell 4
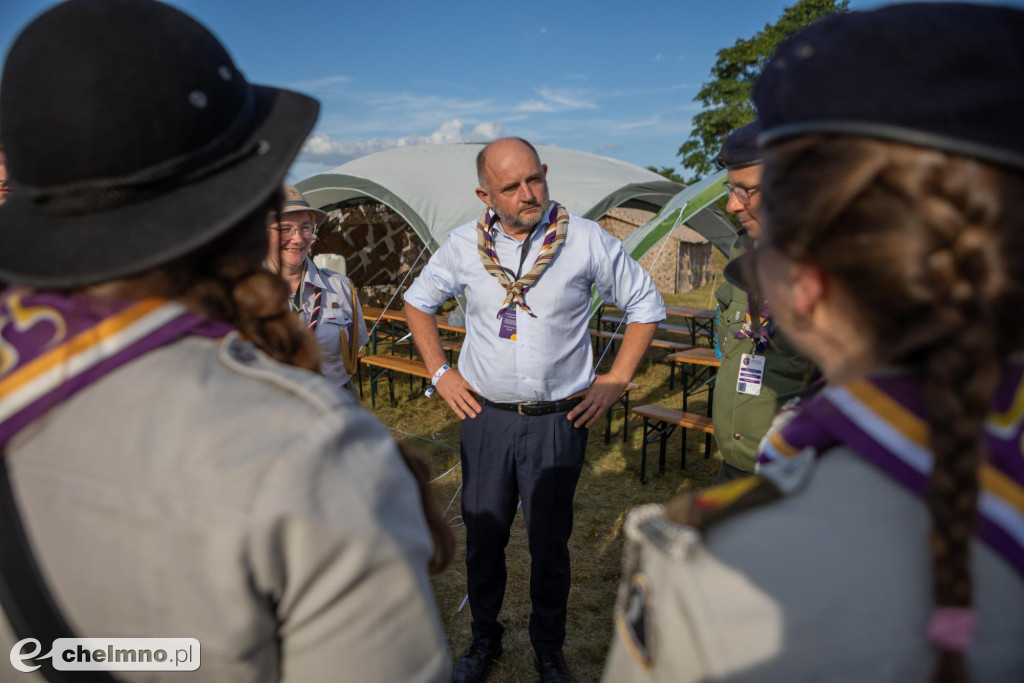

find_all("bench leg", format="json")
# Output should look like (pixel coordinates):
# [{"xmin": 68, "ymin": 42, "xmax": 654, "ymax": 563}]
[
  {"xmin": 658, "ymin": 430, "xmax": 667, "ymax": 476},
  {"xmin": 704, "ymin": 432, "xmax": 712, "ymax": 460},
  {"xmin": 622, "ymin": 392, "xmax": 630, "ymax": 444},
  {"xmin": 669, "ymin": 363, "xmax": 675, "ymax": 391},
  {"xmin": 604, "ymin": 401, "xmax": 612, "ymax": 445},
  {"xmin": 369, "ymin": 367, "xmax": 378, "ymax": 409},
  {"xmin": 640, "ymin": 419, "xmax": 650, "ymax": 484},
  {"xmin": 681, "ymin": 427, "xmax": 688, "ymax": 470}
]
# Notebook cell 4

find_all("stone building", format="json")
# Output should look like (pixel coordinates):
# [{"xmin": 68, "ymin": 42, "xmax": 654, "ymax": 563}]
[{"xmin": 596, "ymin": 207, "xmax": 713, "ymax": 294}]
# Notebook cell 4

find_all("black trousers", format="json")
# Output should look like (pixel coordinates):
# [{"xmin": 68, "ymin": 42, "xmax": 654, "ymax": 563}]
[{"xmin": 460, "ymin": 402, "xmax": 588, "ymax": 655}]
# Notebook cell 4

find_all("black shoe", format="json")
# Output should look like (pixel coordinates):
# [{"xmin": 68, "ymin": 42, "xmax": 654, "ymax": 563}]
[
  {"xmin": 534, "ymin": 650, "xmax": 571, "ymax": 683},
  {"xmin": 452, "ymin": 636, "xmax": 503, "ymax": 683}
]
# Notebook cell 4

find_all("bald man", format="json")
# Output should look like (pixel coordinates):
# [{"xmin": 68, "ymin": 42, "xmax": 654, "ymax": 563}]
[{"xmin": 405, "ymin": 138, "xmax": 664, "ymax": 682}]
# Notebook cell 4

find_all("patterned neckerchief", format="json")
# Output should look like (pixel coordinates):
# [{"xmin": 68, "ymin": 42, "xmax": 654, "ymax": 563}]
[{"xmin": 476, "ymin": 202, "xmax": 568, "ymax": 318}]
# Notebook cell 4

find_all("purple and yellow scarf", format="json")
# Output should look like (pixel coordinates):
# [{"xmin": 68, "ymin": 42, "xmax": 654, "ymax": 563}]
[
  {"xmin": 758, "ymin": 367, "xmax": 1024, "ymax": 577},
  {"xmin": 0, "ymin": 288, "xmax": 230, "ymax": 448}
]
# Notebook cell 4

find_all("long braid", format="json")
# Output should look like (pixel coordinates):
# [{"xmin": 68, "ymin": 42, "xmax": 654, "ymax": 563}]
[
  {"xmin": 763, "ymin": 136, "xmax": 1024, "ymax": 681},
  {"xmin": 916, "ymin": 190, "xmax": 1003, "ymax": 683}
]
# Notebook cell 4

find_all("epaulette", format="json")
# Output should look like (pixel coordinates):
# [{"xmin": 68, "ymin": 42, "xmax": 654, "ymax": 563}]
[
  {"xmin": 664, "ymin": 448, "xmax": 816, "ymax": 531},
  {"xmin": 218, "ymin": 332, "xmax": 352, "ymax": 415}
]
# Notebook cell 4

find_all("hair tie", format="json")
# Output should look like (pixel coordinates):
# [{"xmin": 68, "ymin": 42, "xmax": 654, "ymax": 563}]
[{"xmin": 927, "ymin": 607, "xmax": 978, "ymax": 652}]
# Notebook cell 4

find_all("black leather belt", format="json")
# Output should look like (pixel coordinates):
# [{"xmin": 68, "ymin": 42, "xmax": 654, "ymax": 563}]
[{"xmin": 482, "ymin": 396, "xmax": 583, "ymax": 416}]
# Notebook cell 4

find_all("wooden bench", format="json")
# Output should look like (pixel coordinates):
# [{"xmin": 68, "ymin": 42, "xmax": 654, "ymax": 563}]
[
  {"xmin": 360, "ymin": 354, "xmax": 432, "ymax": 408},
  {"xmin": 589, "ymin": 329, "xmax": 693, "ymax": 355},
  {"xmin": 604, "ymin": 382, "xmax": 640, "ymax": 445},
  {"xmin": 601, "ymin": 316, "xmax": 712, "ymax": 346},
  {"xmin": 630, "ymin": 404, "xmax": 714, "ymax": 484},
  {"xmin": 361, "ymin": 356, "xmax": 639, "ymax": 442}
]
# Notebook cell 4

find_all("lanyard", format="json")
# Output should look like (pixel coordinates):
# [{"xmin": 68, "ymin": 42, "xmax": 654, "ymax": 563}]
[{"xmin": 499, "ymin": 231, "xmax": 535, "ymax": 281}]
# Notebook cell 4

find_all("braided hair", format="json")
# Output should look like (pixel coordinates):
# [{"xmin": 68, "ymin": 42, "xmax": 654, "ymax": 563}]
[
  {"xmin": 92, "ymin": 195, "xmax": 455, "ymax": 575},
  {"xmin": 761, "ymin": 135, "xmax": 1024, "ymax": 682}
]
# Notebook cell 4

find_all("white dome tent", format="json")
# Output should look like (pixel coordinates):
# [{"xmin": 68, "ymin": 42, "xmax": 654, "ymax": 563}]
[{"xmin": 295, "ymin": 143, "xmax": 735, "ymax": 259}]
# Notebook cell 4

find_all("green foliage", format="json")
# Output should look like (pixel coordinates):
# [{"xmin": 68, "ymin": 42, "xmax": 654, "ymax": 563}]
[
  {"xmin": 647, "ymin": 165, "xmax": 687, "ymax": 184},
  {"xmin": 678, "ymin": 0, "xmax": 849, "ymax": 178}
]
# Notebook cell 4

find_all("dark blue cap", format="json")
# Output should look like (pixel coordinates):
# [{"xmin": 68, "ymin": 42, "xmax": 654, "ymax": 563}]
[
  {"xmin": 754, "ymin": 3, "xmax": 1024, "ymax": 171},
  {"xmin": 716, "ymin": 120, "xmax": 763, "ymax": 169}
]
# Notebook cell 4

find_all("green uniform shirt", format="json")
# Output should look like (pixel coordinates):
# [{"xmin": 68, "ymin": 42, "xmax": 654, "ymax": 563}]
[{"xmin": 712, "ymin": 237, "xmax": 817, "ymax": 472}]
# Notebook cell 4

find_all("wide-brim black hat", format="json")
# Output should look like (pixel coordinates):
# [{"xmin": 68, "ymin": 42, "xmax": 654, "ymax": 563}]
[{"xmin": 0, "ymin": 0, "xmax": 319, "ymax": 288}]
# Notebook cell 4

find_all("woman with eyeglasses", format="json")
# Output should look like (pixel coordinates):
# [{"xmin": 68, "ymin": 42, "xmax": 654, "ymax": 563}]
[
  {"xmin": 0, "ymin": 1, "xmax": 451, "ymax": 680},
  {"xmin": 267, "ymin": 185, "xmax": 368, "ymax": 397},
  {"xmin": 605, "ymin": 4, "xmax": 1024, "ymax": 681}
]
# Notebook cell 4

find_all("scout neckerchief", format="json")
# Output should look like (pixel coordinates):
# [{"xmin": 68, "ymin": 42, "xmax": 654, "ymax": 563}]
[
  {"xmin": 291, "ymin": 259, "xmax": 323, "ymax": 330},
  {"xmin": 734, "ymin": 294, "xmax": 774, "ymax": 353},
  {"xmin": 477, "ymin": 202, "xmax": 568, "ymax": 319},
  {"xmin": 757, "ymin": 366, "xmax": 1024, "ymax": 579},
  {"xmin": 0, "ymin": 288, "xmax": 231, "ymax": 449}
]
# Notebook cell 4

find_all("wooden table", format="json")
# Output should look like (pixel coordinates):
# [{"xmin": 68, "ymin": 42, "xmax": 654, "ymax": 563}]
[
  {"xmin": 363, "ymin": 305, "xmax": 466, "ymax": 355},
  {"xmin": 665, "ymin": 347, "xmax": 721, "ymax": 412},
  {"xmin": 597, "ymin": 304, "xmax": 716, "ymax": 346}
]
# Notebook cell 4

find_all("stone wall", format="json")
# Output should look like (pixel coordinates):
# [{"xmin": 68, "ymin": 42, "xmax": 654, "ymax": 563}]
[{"xmin": 596, "ymin": 208, "xmax": 713, "ymax": 294}]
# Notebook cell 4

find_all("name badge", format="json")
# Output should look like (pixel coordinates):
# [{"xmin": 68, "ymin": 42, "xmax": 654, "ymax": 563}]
[
  {"xmin": 498, "ymin": 307, "xmax": 517, "ymax": 340},
  {"xmin": 736, "ymin": 353, "xmax": 765, "ymax": 396}
]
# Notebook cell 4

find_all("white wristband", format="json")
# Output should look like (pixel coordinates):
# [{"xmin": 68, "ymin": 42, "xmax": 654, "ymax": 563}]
[{"xmin": 424, "ymin": 364, "xmax": 451, "ymax": 397}]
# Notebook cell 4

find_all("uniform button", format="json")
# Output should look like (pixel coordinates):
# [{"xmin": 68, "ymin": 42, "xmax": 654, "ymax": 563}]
[
  {"xmin": 733, "ymin": 432, "xmax": 742, "ymax": 440},
  {"xmin": 232, "ymin": 344, "xmax": 256, "ymax": 363}
]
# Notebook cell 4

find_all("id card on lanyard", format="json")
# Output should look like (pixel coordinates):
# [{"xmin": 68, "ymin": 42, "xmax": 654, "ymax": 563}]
[
  {"xmin": 737, "ymin": 353, "xmax": 766, "ymax": 396},
  {"xmin": 497, "ymin": 230, "xmax": 535, "ymax": 341}
]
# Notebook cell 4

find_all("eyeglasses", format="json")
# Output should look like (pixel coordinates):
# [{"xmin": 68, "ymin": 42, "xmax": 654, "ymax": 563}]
[
  {"xmin": 269, "ymin": 223, "xmax": 316, "ymax": 239},
  {"xmin": 722, "ymin": 181, "xmax": 761, "ymax": 206}
]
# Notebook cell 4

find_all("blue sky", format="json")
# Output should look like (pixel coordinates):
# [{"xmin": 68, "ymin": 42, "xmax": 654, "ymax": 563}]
[{"xmin": 3, "ymin": 0, "xmax": 1021, "ymax": 181}]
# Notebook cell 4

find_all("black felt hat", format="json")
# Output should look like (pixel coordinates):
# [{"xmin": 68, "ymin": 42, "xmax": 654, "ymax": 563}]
[
  {"xmin": 0, "ymin": 0, "xmax": 319, "ymax": 288},
  {"xmin": 716, "ymin": 120, "xmax": 763, "ymax": 170},
  {"xmin": 754, "ymin": 3, "xmax": 1024, "ymax": 170}
]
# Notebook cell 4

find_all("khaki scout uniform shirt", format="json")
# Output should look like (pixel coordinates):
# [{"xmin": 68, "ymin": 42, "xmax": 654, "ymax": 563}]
[
  {"xmin": 0, "ymin": 334, "xmax": 450, "ymax": 682},
  {"xmin": 712, "ymin": 237, "xmax": 816, "ymax": 472},
  {"xmin": 603, "ymin": 449, "xmax": 1024, "ymax": 681}
]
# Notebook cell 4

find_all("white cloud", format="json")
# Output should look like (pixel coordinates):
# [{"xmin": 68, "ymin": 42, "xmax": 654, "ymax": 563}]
[
  {"xmin": 297, "ymin": 119, "xmax": 503, "ymax": 167},
  {"xmin": 539, "ymin": 26, "xmax": 547, "ymax": 33},
  {"xmin": 516, "ymin": 88, "xmax": 597, "ymax": 113},
  {"xmin": 288, "ymin": 74, "xmax": 351, "ymax": 91}
]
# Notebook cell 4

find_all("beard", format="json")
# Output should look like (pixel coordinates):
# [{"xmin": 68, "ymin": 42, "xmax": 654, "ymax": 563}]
[{"xmin": 494, "ymin": 200, "xmax": 546, "ymax": 232}]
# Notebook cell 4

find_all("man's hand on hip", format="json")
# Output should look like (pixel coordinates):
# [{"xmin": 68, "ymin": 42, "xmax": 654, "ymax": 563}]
[
  {"xmin": 567, "ymin": 373, "xmax": 628, "ymax": 429},
  {"xmin": 435, "ymin": 368, "xmax": 481, "ymax": 420}
]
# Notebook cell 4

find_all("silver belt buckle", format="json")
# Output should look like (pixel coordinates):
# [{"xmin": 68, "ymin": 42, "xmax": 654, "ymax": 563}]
[{"xmin": 518, "ymin": 401, "xmax": 538, "ymax": 415}]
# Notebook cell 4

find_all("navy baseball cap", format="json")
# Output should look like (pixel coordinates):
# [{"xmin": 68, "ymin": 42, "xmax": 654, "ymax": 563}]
[
  {"xmin": 754, "ymin": 3, "xmax": 1024, "ymax": 171},
  {"xmin": 716, "ymin": 120, "xmax": 763, "ymax": 170}
]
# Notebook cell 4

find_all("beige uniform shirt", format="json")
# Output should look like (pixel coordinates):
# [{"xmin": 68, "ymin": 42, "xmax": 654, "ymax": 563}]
[
  {"xmin": 604, "ymin": 449, "xmax": 1024, "ymax": 681},
  {"xmin": 0, "ymin": 334, "xmax": 450, "ymax": 682}
]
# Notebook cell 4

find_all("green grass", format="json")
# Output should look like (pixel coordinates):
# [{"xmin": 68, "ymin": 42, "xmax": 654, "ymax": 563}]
[{"xmin": 356, "ymin": 269, "xmax": 726, "ymax": 682}]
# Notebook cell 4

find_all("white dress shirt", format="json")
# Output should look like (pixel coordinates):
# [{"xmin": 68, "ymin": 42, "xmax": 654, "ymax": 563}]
[{"xmin": 404, "ymin": 207, "xmax": 665, "ymax": 402}]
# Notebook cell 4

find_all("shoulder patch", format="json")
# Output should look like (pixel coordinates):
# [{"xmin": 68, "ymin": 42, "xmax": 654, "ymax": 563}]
[
  {"xmin": 218, "ymin": 332, "xmax": 350, "ymax": 414},
  {"xmin": 664, "ymin": 449, "xmax": 816, "ymax": 531}
]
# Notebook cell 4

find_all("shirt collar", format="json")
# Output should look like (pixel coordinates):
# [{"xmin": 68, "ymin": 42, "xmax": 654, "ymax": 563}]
[{"xmin": 303, "ymin": 258, "xmax": 335, "ymax": 292}]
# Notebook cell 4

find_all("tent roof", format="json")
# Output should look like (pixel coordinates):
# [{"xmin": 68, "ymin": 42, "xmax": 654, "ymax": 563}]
[{"xmin": 296, "ymin": 143, "xmax": 686, "ymax": 252}]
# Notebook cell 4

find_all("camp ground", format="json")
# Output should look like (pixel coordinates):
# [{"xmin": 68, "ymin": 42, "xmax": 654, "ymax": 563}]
[{"xmin": 296, "ymin": 144, "xmax": 734, "ymax": 680}]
